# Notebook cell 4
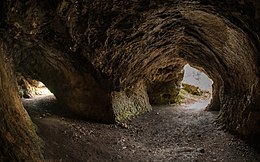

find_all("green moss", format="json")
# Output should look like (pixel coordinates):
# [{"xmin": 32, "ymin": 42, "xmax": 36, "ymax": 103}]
[
  {"xmin": 174, "ymin": 89, "xmax": 186, "ymax": 104},
  {"xmin": 116, "ymin": 110, "xmax": 139, "ymax": 123},
  {"xmin": 112, "ymin": 81, "xmax": 152, "ymax": 123}
]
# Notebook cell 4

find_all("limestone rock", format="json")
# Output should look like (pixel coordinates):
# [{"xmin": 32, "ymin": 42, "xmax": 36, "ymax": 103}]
[
  {"xmin": 0, "ymin": 1, "xmax": 260, "ymax": 160},
  {"xmin": 0, "ymin": 41, "xmax": 43, "ymax": 161}
]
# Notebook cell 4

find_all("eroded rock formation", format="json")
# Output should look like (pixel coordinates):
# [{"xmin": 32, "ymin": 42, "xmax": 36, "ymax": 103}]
[
  {"xmin": 0, "ymin": 0, "xmax": 260, "ymax": 160},
  {"xmin": 0, "ymin": 41, "xmax": 43, "ymax": 161}
]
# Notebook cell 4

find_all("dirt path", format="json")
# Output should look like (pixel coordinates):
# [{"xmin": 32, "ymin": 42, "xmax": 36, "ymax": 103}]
[{"xmin": 23, "ymin": 95, "xmax": 260, "ymax": 162}]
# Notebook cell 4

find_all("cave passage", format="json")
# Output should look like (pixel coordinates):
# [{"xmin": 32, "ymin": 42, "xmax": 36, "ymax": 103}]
[
  {"xmin": 17, "ymin": 77, "xmax": 54, "ymax": 98},
  {"xmin": 0, "ymin": 0, "xmax": 260, "ymax": 161},
  {"xmin": 180, "ymin": 64, "xmax": 213, "ymax": 110}
]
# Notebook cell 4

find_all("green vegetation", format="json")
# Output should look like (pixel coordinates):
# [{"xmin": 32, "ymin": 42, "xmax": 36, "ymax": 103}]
[
  {"xmin": 182, "ymin": 83, "xmax": 203, "ymax": 96},
  {"xmin": 173, "ymin": 83, "xmax": 211, "ymax": 105}
]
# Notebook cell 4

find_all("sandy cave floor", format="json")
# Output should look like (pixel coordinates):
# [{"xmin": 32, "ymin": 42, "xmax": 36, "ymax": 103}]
[{"xmin": 22, "ymin": 95, "xmax": 260, "ymax": 162}]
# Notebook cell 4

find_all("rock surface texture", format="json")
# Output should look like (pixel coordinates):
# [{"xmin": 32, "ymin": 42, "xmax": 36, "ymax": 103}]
[
  {"xmin": 0, "ymin": 0, "xmax": 260, "ymax": 160},
  {"xmin": 0, "ymin": 41, "xmax": 43, "ymax": 161}
]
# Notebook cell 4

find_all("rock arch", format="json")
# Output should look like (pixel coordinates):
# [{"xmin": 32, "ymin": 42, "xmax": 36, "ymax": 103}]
[{"xmin": 0, "ymin": 0, "xmax": 260, "ymax": 160}]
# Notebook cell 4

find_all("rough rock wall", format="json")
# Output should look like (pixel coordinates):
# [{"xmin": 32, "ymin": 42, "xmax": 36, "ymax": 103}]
[
  {"xmin": 112, "ymin": 80, "xmax": 151, "ymax": 122},
  {"xmin": 0, "ymin": 41, "xmax": 43, "ymax": 161},
  {"xmin": 0, "ymin": 0, "xmax": 260, "ymax": 137},
  {"xmin": 147, "ymin": 58, "xmax": 185, "ymax": 105}
]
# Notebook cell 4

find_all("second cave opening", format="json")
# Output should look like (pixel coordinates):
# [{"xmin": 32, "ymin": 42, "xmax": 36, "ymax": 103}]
[
  {"xmin": 178, "ymin": 64, "xmax": 213, "ymax": 110},
  {"xmin": 18, "ymin": 77, "xmax": 53, "ymax": 98}
]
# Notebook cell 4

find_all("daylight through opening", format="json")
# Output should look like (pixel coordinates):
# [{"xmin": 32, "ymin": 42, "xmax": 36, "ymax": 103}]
[
  {"xmin": 18, "ymin": 77, "xmax": 53, "ymax": 98},
  {"xmin": 179, "ymin": 64, "xmax": 213, "ymax": 110}
]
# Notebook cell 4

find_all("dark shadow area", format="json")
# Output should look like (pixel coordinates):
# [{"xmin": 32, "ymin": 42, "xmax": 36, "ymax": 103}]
[
  {"xmin": 22, "ymin": 95, "xmax": 79, "ymax": 119},
  {"xmin": 18, "ymin": 79, "xmax": 84, "ymax": 120}
]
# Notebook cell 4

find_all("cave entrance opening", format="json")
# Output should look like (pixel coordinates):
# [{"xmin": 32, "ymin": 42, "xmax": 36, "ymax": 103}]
[
  {"xmin": 38, "ymin": 82, "xmax": 52, "ymax": 93},
  {"xmin": 178, "ymin": 64, "xmax": 213, "ymax": 110},
  {"xmin": 18, "ymin": 78, "xmax": 58, "ymax": 118},
  {"xmin": 29, "ymin": 81, "xmax": 53, "ymax": 97},
  {"xmin": 18, "ymin": 78, "xmax": 53, "ymax": 98}
]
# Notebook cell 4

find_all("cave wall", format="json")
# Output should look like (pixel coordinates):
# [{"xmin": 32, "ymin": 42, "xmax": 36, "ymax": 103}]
[
  {"xmin": 0, "ymin": 41, "xmax": 43, "ymax": 161},
  {"xmin": 179, "ymin": 9, "xmax": 260, "ymax": 135},
  {"xmin": 112, "ymin": 80, "xmax": 151, "ymax": 122},
  {"xmin": 147, "ymin": 58, "xmax": 185, "ymax": 105},
  {"xmin": 0, "ymin": 0, "xmax": 259, "ymax": 137},
  {"xmin": 12, "ymin": 42, "xmax": 116, "ymax": 122}
]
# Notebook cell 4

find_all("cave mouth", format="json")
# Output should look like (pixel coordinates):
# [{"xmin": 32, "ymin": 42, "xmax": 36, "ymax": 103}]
[
  {"xmin": 18, "ymin": 78, "xmax": 53, "ymax": 99},
  {"xmin": 34, "ymin": 82, "xmax": 53, "ymax": 96},
  {"xmin": 179, "ymin": 64, "xmax": 213, "ymax": 110}
]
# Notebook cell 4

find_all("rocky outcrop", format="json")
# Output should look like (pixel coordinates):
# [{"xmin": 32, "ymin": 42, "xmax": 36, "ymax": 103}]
[
  {"xmin": 0, "ymin": 0, "xmax": 260, "ymax": 159},
  {"xmin": 0, "ymin": 41, "xmax": 43, "ymax": 161},
  {"xmin": 112, "ymin": 80, "xmax": 151, "ymax": 122},
  {"xmin": 147, "ymin": 61, "xmax": 184, "ymax": 105},
  {"xmin": 17, "ymin": 75, "xmax": 41, "ymax": 98}
]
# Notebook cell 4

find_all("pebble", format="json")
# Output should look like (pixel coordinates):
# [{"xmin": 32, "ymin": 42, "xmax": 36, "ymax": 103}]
[{"xmin": 119, "ymin": 123, "xmax": 129, "ymax": 129}]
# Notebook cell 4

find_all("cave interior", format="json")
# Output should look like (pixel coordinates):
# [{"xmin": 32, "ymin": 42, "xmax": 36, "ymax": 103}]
[{"xmin": 0, "ymin": 0, "xmax": 260, "ymax": 161}]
